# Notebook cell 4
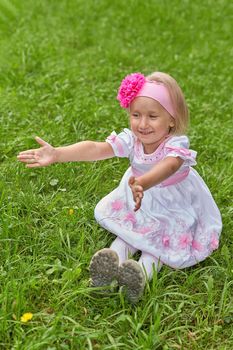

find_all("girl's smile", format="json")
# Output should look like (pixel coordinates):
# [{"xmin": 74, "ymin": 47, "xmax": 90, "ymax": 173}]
[{"xmin": 129, "ymin": 97, "xmax": 175, "ymax": 154}]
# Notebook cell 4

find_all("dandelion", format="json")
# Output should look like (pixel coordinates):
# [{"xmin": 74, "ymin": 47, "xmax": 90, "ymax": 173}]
[
  {"xmin": 69, "ymin": 208, "xmax": 74, "ymax": 215},
  {"xmin": 20, "ymin": 312, "xmax": 33, "ymax": 323}
]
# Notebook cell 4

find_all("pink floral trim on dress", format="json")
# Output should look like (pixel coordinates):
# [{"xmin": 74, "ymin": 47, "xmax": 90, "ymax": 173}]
[
  {"xmin": 108, "ymin": 199, "xmax": 219, "ymax": 259},
  {"xmin": 137, "ymin": 227, "xmax": 152, "ymax": 234},
  {"xmin": 111, "ymin": 199, "xmax": 124, "ymax": 211},
  {"xmin": 210, "ymin": 233, "xmax": 219, "ymax": 250},
  {"xmin": 109, "ymin": 199, "xmax": 159, "ymax": 235},
  {"xmin": 179, "ymin": 233, "xmax": 193, "ymax": 249},
  {"xmin": 124, "ymin": 212, "xmax": 137, "ymax": 224},
  {"xmin": 134, "ymin": 138, "xmax": 169, "ymax": 164},
  {"xmin": 162, "ymin": 235, "xmax": 170, "ymax": 247},
  {"xmin": 192, "ymin": 240, "xmax": 203, "ymax": 252}
]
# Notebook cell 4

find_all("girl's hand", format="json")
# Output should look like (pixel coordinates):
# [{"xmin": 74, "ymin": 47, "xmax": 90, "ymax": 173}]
[
  {"xmin": 17, "ymin": 137, "xmax": 57, "ymax": 168},
  {"xmin": 128, "ymin": 176, "xmax": 144, "ymax": 211}
]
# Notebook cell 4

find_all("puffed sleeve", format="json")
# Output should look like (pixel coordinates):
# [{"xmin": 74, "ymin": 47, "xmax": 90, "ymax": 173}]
[
  {"xmin": 164, "ymin": 135, "xmax": 197, "ymax": 166},
  {"xmin": 105, "ymin": 128, "xmax": 135, "ymax": 158}
]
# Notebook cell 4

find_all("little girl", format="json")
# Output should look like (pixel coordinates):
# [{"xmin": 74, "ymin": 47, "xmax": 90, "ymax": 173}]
[{"xmin": 18, "ymin": 72, "xmax": 222, "ymax": 303}]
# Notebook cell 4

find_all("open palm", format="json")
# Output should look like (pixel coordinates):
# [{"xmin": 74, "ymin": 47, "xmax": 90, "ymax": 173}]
[{"xmin": 17, "ymin": 137, "xmax": 57, "ymax": 168}]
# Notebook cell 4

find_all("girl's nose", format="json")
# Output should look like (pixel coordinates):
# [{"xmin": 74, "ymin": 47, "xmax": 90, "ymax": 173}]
[{"xmin": 139, "ymin": 117, "xmax": 148, "ymax": 129}]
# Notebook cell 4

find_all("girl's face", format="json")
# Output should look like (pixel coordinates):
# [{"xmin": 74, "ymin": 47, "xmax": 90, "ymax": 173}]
[{"xmin": 129, "ymin": 97, "xmax": 175, "ymax": 154}]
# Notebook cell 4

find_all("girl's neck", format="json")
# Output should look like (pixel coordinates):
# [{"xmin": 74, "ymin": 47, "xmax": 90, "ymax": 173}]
[{"xmin": 143, "ymin": 134, "xmax": 171, "ymax": 154}]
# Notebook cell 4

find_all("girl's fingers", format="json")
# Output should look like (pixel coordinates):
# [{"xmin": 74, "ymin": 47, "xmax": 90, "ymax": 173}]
[
  {"xmin": 26, "ymin": 163, "xmax": 42, "ymax": 168},
  {"xmin": 18, "ymin": 158, "xmax": 37, "ymax": 164},
  {"xmin": 18, "ymin": 150, "xmax": 36, "ymax": 156},
  {"xmin": 35, "ymin": 136, "xmax": 50, "ymax": 147},
  {"xmin": 17, "ymin": 153, "xmax": 36, "ymax": 159},
  {"xmin": 134, "ymin": 187, "xmax": 143, "ymax": 196},
  {"xmin": 135, "ymin": 185, "xmax": 143, "ymax": 192},
  {"xmin": 134, "ymin": 197, "xmax": 141, "ymax": 211},
  {"xmin": 133, "ymin": 190, "xmax": 144, "ymax": 211},
  {"xmin": 128, "ymin": 176, "xmax": 136, "ymax": 186}
]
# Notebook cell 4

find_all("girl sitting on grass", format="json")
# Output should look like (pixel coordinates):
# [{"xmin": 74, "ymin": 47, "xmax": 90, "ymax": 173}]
[{"xmin": 17, "ymin": 72, "xmax": 222, "ymax": 303}]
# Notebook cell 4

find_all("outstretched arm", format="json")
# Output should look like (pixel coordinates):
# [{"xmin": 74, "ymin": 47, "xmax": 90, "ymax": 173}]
[
  {"xmin": 17, "ymin": 136, "xmax": 115, "ymax": 168},
  {"xmin": 129, "ymin": 156, "xmax": 184, "ymax": 211}
]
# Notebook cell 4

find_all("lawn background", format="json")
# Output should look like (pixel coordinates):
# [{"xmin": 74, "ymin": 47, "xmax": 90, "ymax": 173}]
[{"xmin": 0, "ymin": 0, "xmax": 232, "ymax": 349}]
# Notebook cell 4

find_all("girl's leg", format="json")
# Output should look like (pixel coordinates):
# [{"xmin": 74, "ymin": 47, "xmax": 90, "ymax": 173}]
[
  {"xmin": 138, "ymin": 252, "xmax": 163, "ymax": 280},
  {"xmin": 110, "ymin": 238, "xmax": 144, "ymax": 303},
  {"xmin": 110, "ymin": 237, "xmax": 138, "ymax": 264}
]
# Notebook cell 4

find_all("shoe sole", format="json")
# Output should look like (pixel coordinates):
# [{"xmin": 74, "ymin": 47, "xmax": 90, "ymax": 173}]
[
  {"xmin": 118, "ymin": 260, "xmax": 145, "ymax": 303},
  {"xmin": 89, "ymin": 248, "xmax": 119, "ymax": 287}
]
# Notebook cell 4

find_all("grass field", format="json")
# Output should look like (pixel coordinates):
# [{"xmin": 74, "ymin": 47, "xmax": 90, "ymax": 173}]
[{"xmin": 0, "ymin": 0, "xmax": 233, "ymax": 349}]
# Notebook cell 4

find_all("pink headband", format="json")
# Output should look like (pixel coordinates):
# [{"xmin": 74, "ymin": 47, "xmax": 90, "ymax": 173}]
[{"xmin": 117, "ymin": 73, "xmax": 175, "ymax": 118}]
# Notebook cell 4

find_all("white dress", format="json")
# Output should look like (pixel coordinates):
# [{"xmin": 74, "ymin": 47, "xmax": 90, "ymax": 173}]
[{"xmin": 94, "ymin": 128, "xmax": 222, "ymax": 269}]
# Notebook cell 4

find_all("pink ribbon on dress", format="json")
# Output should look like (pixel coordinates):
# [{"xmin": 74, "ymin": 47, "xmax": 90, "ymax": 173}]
[
  {"xmin": 131, "ymin": 166, "xmax": 190, "ymax": 187},
  {"xmin": 161, "ymin": 168, "xmax": 190, "ymax": 187},
  {"xmin": 165, "ymin": 145, "xmax": 191, "ymax": 157},
  {"xmin": 107, "ymin": 133, "xmax": 124, "ymax": 156}
]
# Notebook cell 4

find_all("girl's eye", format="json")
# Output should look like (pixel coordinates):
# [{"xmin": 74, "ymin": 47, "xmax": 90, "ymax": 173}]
[
  {"xmin": 132, "ymin": 113, "xmax": 139, "ymax": 118},
  {"xmin": 150, "ymin": 115, "xmax": 158, "ymax": 119}
]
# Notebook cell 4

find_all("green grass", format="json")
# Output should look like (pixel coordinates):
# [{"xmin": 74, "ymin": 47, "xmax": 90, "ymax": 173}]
[{"xmin": 0, "ymin": 0, "xmax": 233, "ymax": 348}]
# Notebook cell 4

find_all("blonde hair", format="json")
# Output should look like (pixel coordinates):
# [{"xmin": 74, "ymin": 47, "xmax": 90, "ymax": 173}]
[{"xmin": 146, "ymin": 72, "xmax": 189, "ymax": 135}]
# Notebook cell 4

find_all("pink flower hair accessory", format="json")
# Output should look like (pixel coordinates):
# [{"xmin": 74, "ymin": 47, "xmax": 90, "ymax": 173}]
[
  {"xmin": 117, "ymin": 73, "xmax": 146, "ymax": 108},
  {"xmin": 117, "ymin": 72, "xmax": 175, "ymax": 117}
]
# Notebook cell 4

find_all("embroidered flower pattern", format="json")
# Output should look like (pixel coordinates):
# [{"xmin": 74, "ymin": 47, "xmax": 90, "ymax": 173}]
[
  {"xmin": 107, "ymin": 197, "xmax": 220, "ymax": 263},
  {"xmin": 192, "ymin": 240, "xmax": 203, "ymax": 252},
  {"xmin": 124, "ymin": 212, "xmax": 137, "ymax": 224},
  {"xmin": 175, "ymin": 218, "xmax": 187, "ymax": 229},
  {"xmin": 210, "ymin": 234, "xmax": 219, "ymax": 250},
  {"xmin": 162, "ymin": 235, "xmax": 170, "ymax": 247},
  {"xmin": 109, "ymin": 200, "xmax": 159, "ymax": 234},
  {"xmin": 179, "ymin": 233, "xmax": 193, "ymax": 249},
  {"xmin": 137, "ymin": 226, "xmax": 151, "ymax": 234},
  {"xmin": 117, "ymin": 73, "xmax": 146, "ymax": 108},
  {"xmin": 111, "ymin": 199, "xmax": 124, "ymax": 211}
]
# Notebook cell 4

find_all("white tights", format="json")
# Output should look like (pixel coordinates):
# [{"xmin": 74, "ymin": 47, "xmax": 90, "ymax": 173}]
[{"xmin": 110, "ymin": 237, "xmax": 162, "ymax": 279}]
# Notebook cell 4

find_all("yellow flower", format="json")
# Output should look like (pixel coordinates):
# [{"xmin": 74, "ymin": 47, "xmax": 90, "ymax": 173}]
[
  {"xmin": 69, "ymin": 208, "xmax": 74, "ymax": 215},
  {"xmin": 20, "ymin": 312, "xmax": 33, "ymax": 323}
]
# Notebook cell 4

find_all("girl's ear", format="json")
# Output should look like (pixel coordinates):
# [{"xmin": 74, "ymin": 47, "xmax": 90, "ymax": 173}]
[
  {"xmin": 169, "ymin": 117, "xmax": 175, "ymax": 128},
  {"xmin": 170, "ymin": 121, "xmax": 175, "ymax": 128}
]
